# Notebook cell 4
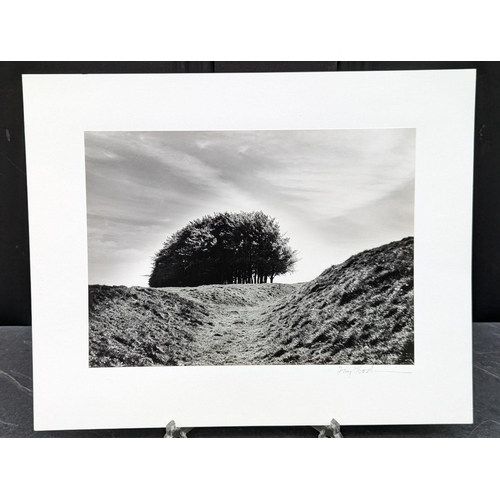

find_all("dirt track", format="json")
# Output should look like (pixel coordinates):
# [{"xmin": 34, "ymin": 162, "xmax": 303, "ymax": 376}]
[
  {"xmin": 169, "ymin": 284, "xmax": 300, "ymax": 365},
  {"xmin": 188, "ymin": 304, "xmax": 271, "ymax": 365}
]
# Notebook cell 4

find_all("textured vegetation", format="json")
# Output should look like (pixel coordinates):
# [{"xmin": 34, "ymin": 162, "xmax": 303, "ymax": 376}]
[
  {"xmin": 259, "ymin": 237, "xmax": 414, "ymax": 365},
  {"xmin": 149, "ymin": 211, "xmax": 297, "ymax": 287},
  {"xmin": 90, "ymin": 237, "xmax": 414, "ymax": 367},
  {"xmin": 89, "ymin": 285, "xmax": 209, "ymax": 367}
]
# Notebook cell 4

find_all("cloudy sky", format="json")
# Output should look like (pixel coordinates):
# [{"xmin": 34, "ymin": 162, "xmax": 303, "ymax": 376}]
[{"xmin": 85, "ymin": 129, "xmax": 415, "ymax": 286}]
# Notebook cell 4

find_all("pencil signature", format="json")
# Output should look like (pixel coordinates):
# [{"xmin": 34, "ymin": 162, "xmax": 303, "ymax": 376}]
[
  {"xmin": 337, "ymin": 366, "xmax": 411, "ymax": 377},
  {"xmin": 337, "ymin": 366, "xmax": 374, "ymax": 377}
]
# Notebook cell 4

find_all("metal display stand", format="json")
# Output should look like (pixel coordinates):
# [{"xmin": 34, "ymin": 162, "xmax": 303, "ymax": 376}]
[{"xmin": 164, "ymin": 418, "xmax": 343, "ymax": 438}]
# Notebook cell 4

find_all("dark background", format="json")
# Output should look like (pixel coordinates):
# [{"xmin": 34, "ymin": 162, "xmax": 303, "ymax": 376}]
[{"xmin": 1, "ymin": 61, "xmax": 498, "ymax": 325}]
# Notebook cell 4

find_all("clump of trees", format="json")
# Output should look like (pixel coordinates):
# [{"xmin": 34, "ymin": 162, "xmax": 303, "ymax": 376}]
[{"xmin": 149, "ymin": 211, "xmax": 297, "ymax": 287}]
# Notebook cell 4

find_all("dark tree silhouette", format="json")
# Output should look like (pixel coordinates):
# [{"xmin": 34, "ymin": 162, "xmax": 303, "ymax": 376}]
[{"xmin": 149, "ymin": 211, "xmax": 297, "ymax": 287}]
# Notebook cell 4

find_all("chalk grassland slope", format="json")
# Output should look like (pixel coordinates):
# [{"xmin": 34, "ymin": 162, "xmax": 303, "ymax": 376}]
[
  {"xmin": 89, "ymin": 237, "xmax": 414, "ymax": 367},
  {"xmin": 259, "ymin": 237, "xmax": 414, "ymax": 365},
  {"xmin": 89, "ymin": 283, "xmax": 296, "ymax": 367},
  {"xmin": 89, "ymin": 286, "xmax": 208, "ymax": 367}
]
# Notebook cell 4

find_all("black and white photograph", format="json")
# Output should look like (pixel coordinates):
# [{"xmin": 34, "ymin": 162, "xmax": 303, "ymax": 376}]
[
  {"xmin": 86, "ymin": 128, "xmax": 415, "ymax": 367},
  {"xmin": 22, "ymin": 70, "xmax": 475, "ymax": 429}
]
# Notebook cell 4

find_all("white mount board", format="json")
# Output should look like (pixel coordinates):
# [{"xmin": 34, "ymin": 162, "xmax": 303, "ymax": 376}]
[{"xmin": 23, "ymin": 70, "xmax": 475, "ymax": 430}]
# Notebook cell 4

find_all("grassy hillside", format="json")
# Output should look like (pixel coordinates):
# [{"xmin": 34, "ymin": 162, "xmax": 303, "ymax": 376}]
[
  {"xmin": 89, "ymin": 283, "xmax": 298, "ymax": 367},
  {"xmin": 89, "ymin": 285, "xmax": 210, "ymax": 367},
  {"xmin": 89, "ymin": 237, "xmax": 414, "ymax": 367},
  {"xmin": 168, "ymin": 283, "xmax": 300, "ymax": 306},
  {"xmin": 258, "ymin": 237, "xmax": 414, "ymax": 365}
]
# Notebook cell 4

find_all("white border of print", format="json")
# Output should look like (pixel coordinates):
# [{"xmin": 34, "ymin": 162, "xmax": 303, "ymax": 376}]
[{"xmin": 23, "ymin": 70, "xmax": 475, "ymax": 431}]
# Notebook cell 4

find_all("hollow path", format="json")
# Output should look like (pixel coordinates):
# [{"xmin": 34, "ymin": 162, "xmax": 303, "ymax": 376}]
[
  {"xmin": 188, "ymin": 304, "xmax": 272, "ymax": 365},
  {"xmin": 169, "ymin": 284, "xmax": 301, "ymax": 365}
]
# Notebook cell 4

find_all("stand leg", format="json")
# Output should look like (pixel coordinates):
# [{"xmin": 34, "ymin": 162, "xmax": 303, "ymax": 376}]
[
  {"xmin": 164, "ymin": 420, "xmax": 193, "ymax": 438},
  {"xmin": 313, "ymin": 418, "xmax": 344, "ymax": 438}
]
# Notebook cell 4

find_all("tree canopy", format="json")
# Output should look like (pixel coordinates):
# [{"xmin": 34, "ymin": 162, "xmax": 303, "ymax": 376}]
[{"xmin": 149, "ymin": 211, "xmax": 297, "ymax": 287}]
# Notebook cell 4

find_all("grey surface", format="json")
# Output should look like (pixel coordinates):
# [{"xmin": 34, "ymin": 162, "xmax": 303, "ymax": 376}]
[{"xmin": 1, "ymin": 324, "xmax": 498, "ymax": 438}]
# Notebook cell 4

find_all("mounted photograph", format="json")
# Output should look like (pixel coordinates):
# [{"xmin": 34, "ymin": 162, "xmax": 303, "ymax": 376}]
[
  {"xmin": 86, "ymin": 128, "xmax": 415, "ymax": 367},
  {"xmin": 24, "ymin": 70, "xmax": 475, "ymax": 429}
]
